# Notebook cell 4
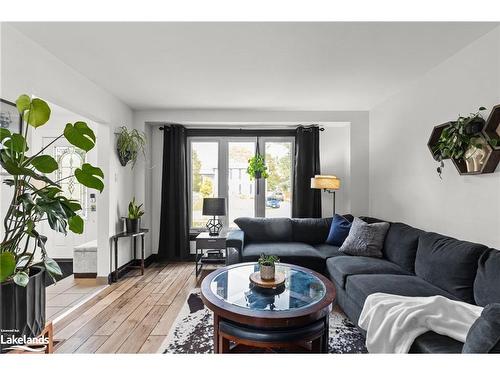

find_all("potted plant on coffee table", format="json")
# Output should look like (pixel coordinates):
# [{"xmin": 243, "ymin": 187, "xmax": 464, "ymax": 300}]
[
  {"xmin": 0, "ymin": 94, "xmax": 104, "ymax": 351},
  {"xmin": 258, "ymin": 253, "xmax": 280, "ymax": 281},
  {"xmin": 125, "ymin": 197, "xmax": 144, "ymax": 233}
]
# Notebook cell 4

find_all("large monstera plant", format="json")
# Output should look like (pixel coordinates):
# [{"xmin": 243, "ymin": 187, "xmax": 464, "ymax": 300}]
[{"xmin": 0, "ymin": 95, "xmax": 104, "ymax": 287}]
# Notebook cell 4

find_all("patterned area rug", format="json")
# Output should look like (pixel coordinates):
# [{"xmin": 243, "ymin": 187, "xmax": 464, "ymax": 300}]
[{"xmin": 160, "ymin": 289, "xmax": 367, "ymax": 354}]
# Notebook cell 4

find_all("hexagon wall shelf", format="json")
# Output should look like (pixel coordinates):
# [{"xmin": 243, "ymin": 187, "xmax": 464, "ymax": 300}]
[
  {"xmin": 427, "ymin": 122, "xmax": 453, "ymax": 161},
  {"xmin": 482, "ymin": 104, "xmax": 500, "ymax": 150},
  {"xmin": 451, "ymin": 132, "xmax": 500, "ymax": 175}
]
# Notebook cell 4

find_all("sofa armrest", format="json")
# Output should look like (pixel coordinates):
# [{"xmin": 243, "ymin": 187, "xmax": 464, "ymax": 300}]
[{"xmin": 227, "ymin": 229, "xmax": 245, "ymax": 262}]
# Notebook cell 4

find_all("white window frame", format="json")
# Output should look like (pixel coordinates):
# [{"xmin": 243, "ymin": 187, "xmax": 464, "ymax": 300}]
[{"xmin": 188, "ymin": 135, "xmax": 295, "ymax": 230}]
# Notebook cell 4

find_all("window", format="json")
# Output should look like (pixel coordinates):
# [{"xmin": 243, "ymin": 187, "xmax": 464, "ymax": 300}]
[
  {"xmin": 190, "ymin": 141, "xmax": 219, "ymax": 227},
  {"xmin": 189, "ymin": 136, "xmax": 294, "ymax": 229}
]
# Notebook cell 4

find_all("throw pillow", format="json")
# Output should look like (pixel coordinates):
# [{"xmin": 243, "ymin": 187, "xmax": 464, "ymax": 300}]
[
  {"xmin": 462, "ymin": 303, "xmax": 500, "ymax": 353},
  {"xmin": 326, "ymin": 214, "xmax": 352, "ymax": 246},
  {"xmin": 339, "ymin": 217, "xmax": 390, "ymax": 257}
]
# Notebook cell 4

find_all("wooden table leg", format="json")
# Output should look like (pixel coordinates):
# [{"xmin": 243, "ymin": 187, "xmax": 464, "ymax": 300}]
[
  {"xmin": 213, "ymin": 313, "xmax": 220, "ymax": 353},
  {"xmin": 321, "ymin": 316, "xmax": 329, "ymax": 353},
  {"xmin": 141, "ymin": 234, "xmax": 145, "ymax": 275}
]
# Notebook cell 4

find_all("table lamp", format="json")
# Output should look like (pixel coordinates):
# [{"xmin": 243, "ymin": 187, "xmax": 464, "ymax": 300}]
[
  {"xmin": 202, "ymin": 198, "xmax": 226, "ymax": 236},
  {"xmin": 310, "ymin": 175, "xmax": 341, "ymax": 215}
]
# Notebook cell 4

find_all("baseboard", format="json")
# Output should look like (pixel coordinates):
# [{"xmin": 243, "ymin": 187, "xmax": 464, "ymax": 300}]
[{"xmin": 107, "ymin": 254, "xmax": 157, "ymax": 283}]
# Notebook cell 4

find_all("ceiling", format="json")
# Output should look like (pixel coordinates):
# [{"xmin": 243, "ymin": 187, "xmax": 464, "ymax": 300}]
[{"xmin": 9, "ymin": 22, "xmax": 498, "ymax": 111}]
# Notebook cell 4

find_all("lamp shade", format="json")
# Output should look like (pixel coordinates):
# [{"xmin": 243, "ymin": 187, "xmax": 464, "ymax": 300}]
[
  {"xmin": 310, "ymin": 175, "xmax": 341, "ymax": 190},
  {"xmin": 202, "ymin": 198, "xmax": 226, "ymax": 216}
]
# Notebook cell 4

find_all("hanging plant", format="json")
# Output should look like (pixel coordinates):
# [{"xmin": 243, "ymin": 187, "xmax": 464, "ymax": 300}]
[
  {"xmin": 247, "ymin": 154, "xmax": 269, "ymax": 179},
  {"xmin": 116, "ymin": 126, "xmax": 146, "ymax": 168},
  {"xmin": 433, "ymin": 107, "xmax": 486, "ymax": 178}
]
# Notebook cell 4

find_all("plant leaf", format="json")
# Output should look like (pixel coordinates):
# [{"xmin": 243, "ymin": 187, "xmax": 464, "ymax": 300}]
[
  {"xmin": 3, "ymin": 133, "xmax": 28, "ymax": 152},
  {"xmin": 75, "ymin": 163, "xmax": 104, "ymax": 192},
  {"xmin": 44, "ymin": 257, "xmax": 62, "ymax": 278},
  {"xmin": 31, "ymin": 155, "xmax": 58, "ymax": 173},
  {"xmin": 0, "ymin": 156, "xmax": 56, "ymax": 185},
  {"xmin": 68, "ymin": 215, "xmax": 84, "ymax": 234},
  {"xmin": 23, "ymin": 98, "xmax": 51, "ymax": 128},
  {"xmin": 16, "ymin": 94, "xmax": 31, "ymax": 114},
  {"xmin": 13, "ymin": 272, "xmax": 29, "ymax": 287},
  {"xmin": 0, "ymin": 128, "xmax": 11, "ymax": 142},
  {"xmin": 0, "ymin": 252, "xmax": 16, "ymax": 283},
  {"xmin": 64, "ymin": 122, "xmax": 96, "ymax": 152}
]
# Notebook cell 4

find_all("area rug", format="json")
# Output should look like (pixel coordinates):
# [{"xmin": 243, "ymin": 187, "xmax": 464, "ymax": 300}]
[{"xmin": 160, "ymin": 289, "xmax": 367, "ymax": 354}]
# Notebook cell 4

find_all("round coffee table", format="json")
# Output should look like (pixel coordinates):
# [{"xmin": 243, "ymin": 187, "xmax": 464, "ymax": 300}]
[{"xmin": 201, "ymin": 262, "xmax": 336, "ymax": 353}]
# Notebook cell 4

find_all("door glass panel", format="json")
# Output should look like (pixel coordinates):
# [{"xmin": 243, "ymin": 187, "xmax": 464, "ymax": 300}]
[
  {"xmin": 228, "ymin": 141, "xmax": 255, "ymax": 226},
  {"xmin": 265, "ymin": 141, "xmax": 293, "ymax": 218},
  {"xmin": 191, "ymin": 142, "xmax": 219, "ymax": 227},
  {"xmin": 54, "ymin": 146, "xmax": 87, "ymax": 219}
]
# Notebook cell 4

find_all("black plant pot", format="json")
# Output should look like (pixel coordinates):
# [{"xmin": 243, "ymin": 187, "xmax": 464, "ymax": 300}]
[
  {"xmin": 254, "ymin": 171, "xmax": 262, "ymax": 179},
  {"xmin": 0, "ymin": 266, "xmax": 46, "ymax": 352},
  {"xmin": 464, "ymin": 118, "xmax": 485, "ymax": 135},
  {"xmin": 118, "ymin": 149, "xmax": 132, "ymax": 167},
  {"xmin": 125, "ymin": 218, "xmax": 140, "ymax": 233}
]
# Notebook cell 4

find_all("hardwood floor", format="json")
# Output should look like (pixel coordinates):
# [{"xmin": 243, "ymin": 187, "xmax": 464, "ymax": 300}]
[{"xmin": 52, "ymin": 262, "xmax": 204, "ymax": 353}]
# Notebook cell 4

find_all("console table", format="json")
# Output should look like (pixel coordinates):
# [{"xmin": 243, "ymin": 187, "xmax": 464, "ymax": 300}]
[{"xmin": 110, "ymin": 229, "xmax": 149, "ymax": 282}]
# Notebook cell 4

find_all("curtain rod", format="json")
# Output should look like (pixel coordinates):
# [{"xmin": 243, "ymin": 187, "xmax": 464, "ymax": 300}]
[{"xmin": 159, "ymin": 125, "xmax": 325, "ymax": 131}]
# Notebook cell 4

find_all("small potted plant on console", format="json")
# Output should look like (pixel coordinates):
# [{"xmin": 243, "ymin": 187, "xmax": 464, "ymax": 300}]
[
  {"xmin": 125, "ymin": 197, "xmax": 144, "ymax": 233},
  {"xmin": 258, "ymin": 253, "xmax": 280, "ymax": 280}
]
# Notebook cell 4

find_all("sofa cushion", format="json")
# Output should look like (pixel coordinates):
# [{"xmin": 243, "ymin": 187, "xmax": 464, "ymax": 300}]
[
  {"xmin": 345, "ymin": 274, "xmax": 457, "ymax": 309},
  {"xmin": 409, "ymin": 331, "xmax": 463, "ymax": 354},
  {"xmin": 383, "ymin": 222, "xmax": 423, "ymax": 273},
  {"xmin": 241, "ymin": 242, "xmax": 325, "ymax": 272},
  {"xmin": 474, "ymin": 250, "xmax": 500, "ymax": 306},
  {"xmin": 313, "ymin": 243, "xmax": 345, "ymax": 259},
  {"xmin": 326, "ymin": 256, "xmax": 410, "ymax": 289},
  {"xmin": 415, "ymin": 232, "xmax": 487, "ymax": 304},
  {"xmin": 339, "ymin": 218, "xmax": 390, "ymax": 258},
  {"xmin": 326, "ymin": 214, "xmax": 352, "ymax": 246},
  {"xmin": 462, "ymin": 303, "xmax": 500, "ymax": 353},
  {"xmin": 234, "ymin": 217, "xmax": 292, "ymax": 242},
  {"xmin": 291, "ymin": 217, "xmax": 332, "ymax": 245}
]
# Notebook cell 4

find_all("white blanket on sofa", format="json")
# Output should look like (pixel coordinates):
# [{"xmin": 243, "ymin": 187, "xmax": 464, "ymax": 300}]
[{"xmin": 358, "ymin": 293, "xmax": 483, "ymax": 353}]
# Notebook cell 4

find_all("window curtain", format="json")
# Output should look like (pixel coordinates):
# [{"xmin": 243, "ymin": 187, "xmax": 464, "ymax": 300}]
[
  {"xmin": 158, "ymin": 124, "xmax": 190, "ymax": 260},
  {"xmin": 292, "ymin": 125, "xmax": 322, "ymax": 218}
]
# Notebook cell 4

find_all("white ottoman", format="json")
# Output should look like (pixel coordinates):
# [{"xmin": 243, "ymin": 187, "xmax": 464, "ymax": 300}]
[{"xmin": 73, "ymin": 240, "xmax": 98, "ymax": 278}]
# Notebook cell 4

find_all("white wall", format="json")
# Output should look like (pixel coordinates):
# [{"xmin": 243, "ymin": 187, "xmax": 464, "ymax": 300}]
[
  {"xmin": 1, "ymin": 24, "xmax": 136, "ymax": 276},
  {"xmin": 369, "ymin": 26, "xmax": 500, "ymax": 249},
  {"xmin": 133, "ymin": 109, "xmax": 368, "ymax": 256}
]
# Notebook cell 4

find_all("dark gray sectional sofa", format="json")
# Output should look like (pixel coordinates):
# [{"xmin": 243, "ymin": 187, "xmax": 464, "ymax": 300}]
[{"xmin": 226, "ymin": 216, "xmax": 500, "ymax": 353}]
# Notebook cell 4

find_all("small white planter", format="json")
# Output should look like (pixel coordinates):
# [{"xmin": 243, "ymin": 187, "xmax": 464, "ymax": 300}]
[{"xmin": 260, "ymin": 264, "xmax": 275, "ymax": 280}]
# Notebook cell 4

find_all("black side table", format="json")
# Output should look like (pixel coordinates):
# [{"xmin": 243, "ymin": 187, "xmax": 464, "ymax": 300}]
[
  {"xmin": 110, "ymin": 229, "xmax": 149, "ymax": 282},
  {"xmin": 195, "ymin": 232, "xmax": 227, "ymax": 277}
]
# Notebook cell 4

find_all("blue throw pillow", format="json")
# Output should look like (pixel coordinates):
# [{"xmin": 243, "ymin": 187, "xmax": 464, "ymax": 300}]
[{"xmin": 326, "ymin": 214, "xmax": 352, "ymax": 246}]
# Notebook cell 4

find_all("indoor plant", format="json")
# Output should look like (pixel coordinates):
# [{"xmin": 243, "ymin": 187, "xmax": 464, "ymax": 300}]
[
  {"xmin": 125, "ymin": 197, "xmax": 144, "ymax": 233},
  {"xmin": 116, "ymin": 126, "xmax": 146, "ymax": 168},
  {"xmin": 433, "ymin": 107, "xmax": 486, "ymax": 177},
  {"xmin": 258, "ymin": 253, "xmax": 280, "ymax": 280},
  {"xmin": 0, "ymin": 94, "xmax": 104, "ymax": 349},
  {"xmin": 247, "ymin": 154, "xmax": 269, "ymax": 179}
]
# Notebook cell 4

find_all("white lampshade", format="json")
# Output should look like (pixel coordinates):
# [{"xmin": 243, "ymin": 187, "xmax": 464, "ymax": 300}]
[{"xmin": 310, "ymin": 175, "xmax": 341, "ymax": 190}]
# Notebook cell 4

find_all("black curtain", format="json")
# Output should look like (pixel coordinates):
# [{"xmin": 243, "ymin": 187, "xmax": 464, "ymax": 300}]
[
  {"xmin": 158, "ymin": 125, "xmax": 190, "ymax": 260},
  {"xmin": 292, "ymin": 126, "xmax": 322, "ymax": 218}
]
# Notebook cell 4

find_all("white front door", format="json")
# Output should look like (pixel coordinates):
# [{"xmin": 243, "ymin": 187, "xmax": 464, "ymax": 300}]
[{"xmin": 40, "ymin": 137, "xmax": 97, "ymax": 259}]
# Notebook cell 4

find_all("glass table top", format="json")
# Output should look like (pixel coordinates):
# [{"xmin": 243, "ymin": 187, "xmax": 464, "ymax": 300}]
[{"xmin": 209, "ymin": 264, "xmax": 326, "ymax": 312}]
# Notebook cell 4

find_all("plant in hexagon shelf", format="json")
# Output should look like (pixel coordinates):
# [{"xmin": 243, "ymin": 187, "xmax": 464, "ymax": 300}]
[
  {"xmin": 430, "ymin": 107, "xmax": 488, "ymax": 178},
  {"xmin": 0, "ymin": 94, "xmax": 104, "ymax": 349}
]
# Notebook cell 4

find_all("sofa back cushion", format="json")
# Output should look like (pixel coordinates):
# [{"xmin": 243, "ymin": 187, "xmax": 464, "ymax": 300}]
[
  {"xmin": 291, "ymin": 217, "xmax": 332, "ymax": 245},
  {"xmin": 234, "ymin": 217, "xmax": 292, "ymax": 242},
  {"xmin": 415, "ymin": 232, "xmax": 487, "ymax": 304},
  {"xmin": 383, "ymin": 222, "xmax": 423, "ymax": 273},
  {"xmin": 474, "ymin": 250, "xmax": 500, "ymax": 306}
]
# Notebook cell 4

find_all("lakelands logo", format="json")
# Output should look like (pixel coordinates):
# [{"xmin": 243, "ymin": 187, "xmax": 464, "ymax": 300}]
[{"xmin": 1, "ymin": 329, "xmax": 49, "ymax": 352}]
